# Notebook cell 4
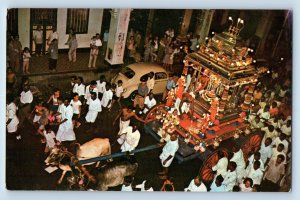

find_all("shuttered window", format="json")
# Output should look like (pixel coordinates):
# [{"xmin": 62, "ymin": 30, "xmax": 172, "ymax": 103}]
[{"xmin": 66, "ymin": 9, "xmax": 89, "ymax": 34}]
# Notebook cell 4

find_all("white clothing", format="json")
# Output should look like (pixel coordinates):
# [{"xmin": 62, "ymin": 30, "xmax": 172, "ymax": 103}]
[
  {"xmin": 49, "ymin": 31, "xmax": 58, "ymax": 42},
  {"xmin": 121, "ymin": 184, "xmax": 133, "ymax": 191},
  {"xmin": 261, "ymin": 127, "xmax": 278, "ymax": 141},
  {"xmin": 230, "ymin": 149, "xmax": 246, "ymax": 182},
  {"xmin": 56, "ymin": 104, "xmax": 66, "ymax": 121},
  {"xmin": 33, "ymin": 30, "xmax": 43, "ymax": 44},
  {"xmin": 212, "ymin": 157, "xmax": 228, "ymax": 177},
  {"xmin": 85, "ymin": 85, "xmax": 98, "ymax": 104},
  {"xmin": 223, "ymin": 170, "xmax": 237, "ymax": 191},
  {"xmin": 246, "ymin": 166, "xmax": 263, "ymax": 185},
  {"xmin": 184, "ymin": 180, "xmax": 207, "ymax": 192},
  {"xmin": 96, "ymin": 81, "xmax": 106, "ymax": 94},
  {"xmin": 33, "ymin": 114, "xmax": 41, "ymax": 123},
  {"xmin": 181, "ymin": 102, "xmax": 191, "ymax": 114},
  {"xmin": 85, "ymin": 98, "xmax": 102, "ymax": 123},
  {"xmin": 117, "ymin": 119, "xmax": 130, "ymax": 136},
  {"xmin": 210, "ymin": 181, "xmax": 226, "ymax": 192},
  {"xmin": 259, "ymin": 143, "xmax": 273, "ymax": 164},
  {"xmin": 120, "ymin": 126, "xmax": 141, "ymax": 152},
  {"xmin": 264, "ymin": 159, "xmax": 285, "ymax": 183},
  {"xmin": 56, "ymin": 105, "xmax": 76, "ymax": 142},
  {"xmin": 6, "ymin": 103, "xmax": 19, "ymax": 133},
  {"xmin": 44, "ymin": 130, "xmax": 56, "ymax": 148},
  {"xmin": 95, "ymin": 39, "xmax": 102, "ymax": 47},
  {"xmin": 246, "ymin": 154, "xmax": 265, "ymax": 172},
  {"xmin": 20, "ymin": 91, "xmax": 33, "ymax": 104},
  {"xmin": 143, "ymin": 96, "xmax": 157, "ymax": 114},
  {"xmin": 268, "ymin": 118, "xmax": 281, "ymax": 129},
  {"xmin": 271, "ymin": 148, "xmax": 286, "ymax": 164},
  {"xmin": 101, "ymin": 90, "xmax": 113, "ymax": 108},
  {"xmin": 272, "ymin": 137, "xmax": 289, "ymax": 154},
  {"xmin": 159, "ymin": 139, "xmax": 179, "ymax": 167},
  {"xmin": 116, "ymin": 85, "xmax": 124, "ymax": 98},
  {"xmin": 73, "ymin": 83, "xmax": 85, "ymax": 96},
  {"xmin": 147, "ymin": 77, "xmax": 155, "ymax": 91},
  {"xmin": 239, "ymin": 183, "xmax": 252, "ymax": 192},
  {"xmin": 135, "ymin": 181, "xmax": 154, "ymax": 191},
  {"xmin": 70, "ymin": 99, "xmax": 82, "ymax": 114},
  {"xmin": 281, "ymin": 124, "xmax": 291, "ymax": 136},
  {"xmin": 257, "ymin": 108, "xmax": 270, "ymax": 121}
]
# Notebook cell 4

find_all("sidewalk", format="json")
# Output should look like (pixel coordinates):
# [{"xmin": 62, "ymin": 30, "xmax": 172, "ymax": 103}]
[{"xmin": 21, "ymin": 52, "xmax": 110, "ymax": 76}]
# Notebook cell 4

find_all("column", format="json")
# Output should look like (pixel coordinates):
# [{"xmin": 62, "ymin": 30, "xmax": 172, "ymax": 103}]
[
  {"xmin": 145, "ymin": 9, "xmax": 155, "ymax": 38},
  {"xmin": 194, "ymin": 10, "xmax": 215, "ymax": 45},
  {"xmin": 105, "ymin": 9, "xmax": 131, "ymax": 65},
  {"xmin": 177, "ymin": 9, "xmax": 193, "ymax": 42},
  {"xmin": 220, "ymin": 10, "xmax": 229, "ymax": 27},
  {"xmin": 255, "ymin": 11, "xmax": 274, "ymax": 56}
]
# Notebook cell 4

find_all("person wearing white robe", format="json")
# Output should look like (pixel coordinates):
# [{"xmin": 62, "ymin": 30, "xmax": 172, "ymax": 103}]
[
  {"xmin": 212, "ymin": 151, "xmax": 228, "ymax": 178},
  {"xmin": 184, "ymin": 177, "xmax": 207, "ymax": 192},
  {"xmin": 120, "ymin": 126, "xmax": 141, "ymax": 152},
  {"xmin": 6, "ymin": 100, "xmax": 19, "ymax": 133},
  {"xmin": 272, "ymin": 133, "xmax": 289, "ymax": 154},
  {"xmin": 143, "ymin": 93, "xmax": 157, "ymax": 114},
  {"xmin": 85, "ymin": 92, "xmax": 102, "ymax": 123},
  {"xmin": 259, "ymin": 137, "xmax": 273, "ymax": 165},
  {"xmin": 245, "ymin": 153, "xmax": 265, "ymax": 174},
  {"xmin": 223, "ymin": 161, "xmax": 238, "ymax": 191},
  {"xmin": 85, "ymin": 81, "xmax": 98, "ymax": 105},
  {"xmin": 101, "ymin": 86, "xmax": 113, "ymax": 108},
  {"xmin": 230, "ymin": 148, "xmax": 246, "ymax": 183},
  {"xmin": 246, "ymin": 161, "xmax": 264, "ymax": 185},
  {"xmin": 56, "ymin": 99, "xmax": 76, "ymax": 142}
]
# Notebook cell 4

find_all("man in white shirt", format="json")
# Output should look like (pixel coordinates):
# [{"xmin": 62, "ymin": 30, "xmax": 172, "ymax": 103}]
[
  {"xmin": 259, "ymin": 137, "xmax": 273, "ymax": 165},
  {"xmin": 119, "ymin": 125, "xmax": 141, "ymax": 152},
  {"xmin": 212, "ymin": 151, "xmax": 228, "ymax": 178},
  {"xmin": 96, "ymin": 75, "xmax": 106, "ymax": 100},
  {"xmin": 47, "ymin": 27, "xmax": 58, "ymax": 45},
  {"xmin": 73, "ymin": 77, "xmax": 85, "ymax": 100},
  {"xmin": 33, "ymin": 25, "xmax": 43, "ymax": 56},
  {"xmin": 6, "ymin": 96, "xmax": 20, "ymax": 139},
  {"xmin": 210, "ymin": 175, "xmax": 226, "ymax": 192},
  {"xmin": 246, "ymin": 161, "xmax": 264, "ymax": 185},
  {"xmin": 101, "ymin": 84, "xmax": 113, "ymax": 109},
  {"xmin": 56, "ymin": 99, "xmax": 76, "ymax": 143},
  {"xmin": 223, "ymin": 161, "xmax": 238, "ymax": 191},
  {"xmin": 85, "ymin": 92, "xmax": 102, "ymax": 123},
  {"xmin": 184, "ymin": 176, "xmax": 207, "ymax": 192},
  {"xmin": 280, "ymin": 120, "xmax": 291, "ymax": 138},
  {"xmin": 271, "ymin": 144, "xmax": 286, "ymax": 164},
  {"xmin": 261, "ymin": 125, "xmax": 278, "ymax": 142},
  {"xmin": 85, "ymin": 81, "xmax": 98, "ymax": 105},
  {"xmin": 158, "ymin": 134, "xmax": 179, "ymax": 179},
  {"xmin": 245, "ymin": 152, "xmax": 265, "ymax": 174},
  {"xmin": 272, "ymin": 132, "xmax": 289, "ymax": 154},
  {"xmin": 230, "ymin": 146, "xmax": 246, "ymax": 183},
  {"xmin": 147, "ymin": 72, "xmax": 155, "ymax": 93},
  {"xmin": 19, "ymin": 85, "xmax": 33, "ymax": 127},
  {"xmin": 143, "ymin": 93, "xmax": 157, "ymax": 114}
]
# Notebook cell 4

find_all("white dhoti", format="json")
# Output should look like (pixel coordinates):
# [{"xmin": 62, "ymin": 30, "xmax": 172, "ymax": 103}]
[
  {"xmin": 121, "ymin": 141, "xmax": 134, "ymax": 152},
  {"xmin": 56, "ymin": 121, "xmax": 76, "ymax": 142},
  {"xmin": 85, "ymin": 110, "xmax": 98, "ymax": 123},
  {"xmin": 117, "ymin": 119, "xmax": 130, "ymax": 144},
  {"xmin": 7, "ymin": 116, "xmax": 19, "ymax": 133},
  {"xmin": 159, "ymin": 153, "xmax": 175, "ymax": 168}
]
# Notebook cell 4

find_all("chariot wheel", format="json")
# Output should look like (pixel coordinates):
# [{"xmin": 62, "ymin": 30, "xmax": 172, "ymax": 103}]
[
  {"xmin": 240, "ymin": 133, "xmax": 263, "ymax": 161},
  {"xmin": 199, "ymin": 148, "xmax": 229, "ymax": 184}
]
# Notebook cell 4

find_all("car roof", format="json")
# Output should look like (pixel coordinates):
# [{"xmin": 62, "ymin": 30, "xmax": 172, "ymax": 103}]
[{"xmin": 126, "ymin": 62, "xmax": 167, "ymax": 74}]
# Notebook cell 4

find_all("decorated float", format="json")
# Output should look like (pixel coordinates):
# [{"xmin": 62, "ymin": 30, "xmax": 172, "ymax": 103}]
[{"xmin": 144, "ymin": 17, "xmax": 267, "ymax": 184}]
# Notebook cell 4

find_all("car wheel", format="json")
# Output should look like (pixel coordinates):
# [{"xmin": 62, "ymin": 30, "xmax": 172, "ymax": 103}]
[{"xmin": 130, "ymin": 90, "xmax": 138, "ymax": 101}]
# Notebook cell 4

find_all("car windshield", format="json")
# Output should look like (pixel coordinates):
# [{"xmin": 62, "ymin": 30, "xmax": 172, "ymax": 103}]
[{"xmin": 120, "ymin": 67, "xmax": 135, "ymax": 79}]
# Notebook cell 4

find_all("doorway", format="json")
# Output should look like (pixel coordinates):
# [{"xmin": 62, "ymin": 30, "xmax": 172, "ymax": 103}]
[{"xmin": 30, "ymin": 9, "xmax": 57, "ymax": 54}]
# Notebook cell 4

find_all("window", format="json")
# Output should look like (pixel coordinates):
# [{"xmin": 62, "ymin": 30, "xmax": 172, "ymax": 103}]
[
  {"xmin": 120, "ymin": 67, "xmax": 135, "ymax": 79},
  {"xmin": 155, "ymin": 72, "xmax": 167, "ymax": 80},
  {"xmin": 66, "ymin": 9, "xmax": 89, "ymax": 34}
]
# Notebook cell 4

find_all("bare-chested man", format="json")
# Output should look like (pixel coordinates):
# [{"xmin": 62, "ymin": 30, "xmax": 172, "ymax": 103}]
[{"xmin": 113, "ymin": 105, "xmax": 144, "ymax": 144}]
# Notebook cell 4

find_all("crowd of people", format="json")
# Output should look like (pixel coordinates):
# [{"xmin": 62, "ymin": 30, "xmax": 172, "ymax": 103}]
[{"xmin": 6, "ymin": 23, "xmax": 291, "ymax": 192}]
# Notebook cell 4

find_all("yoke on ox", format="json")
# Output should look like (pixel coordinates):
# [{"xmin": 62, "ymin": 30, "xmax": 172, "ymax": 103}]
[{"xmin": 45, "ymin": 138, "xmax": 111, "ymax": 185}]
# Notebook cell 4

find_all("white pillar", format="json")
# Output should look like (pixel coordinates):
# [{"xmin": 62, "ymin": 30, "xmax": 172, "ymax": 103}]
[
  {"xmin": 194, "ymin": 10, "xmax": 215, "ymax": 45},
  {"xmin": 105, "ymin": 9, "xmax": 131, "ymax": 65}
]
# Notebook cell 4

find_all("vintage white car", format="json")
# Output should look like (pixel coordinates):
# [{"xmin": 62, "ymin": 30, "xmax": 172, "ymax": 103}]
[{"xmin": 112, "ymin": 63, "xmax": 169, "ymax": 99}]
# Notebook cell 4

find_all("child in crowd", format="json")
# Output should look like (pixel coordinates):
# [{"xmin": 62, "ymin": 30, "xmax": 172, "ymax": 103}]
[
  {"xmin": 42, "ymin": 124, "xmax": 58, "ymax": 153},
  {"xmin": 96, "ymin": 75, "xmax": 106, "ymax": 100},
  {"xmin": 22, "ymin": 47, "xmax": 31, "ymax": 74}
]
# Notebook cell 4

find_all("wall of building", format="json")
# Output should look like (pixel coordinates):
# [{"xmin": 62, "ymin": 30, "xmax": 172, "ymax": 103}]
[
  {"xmin": 18, "ymin": 9, "xmax": 30, "ymax": 49},
  {"xmin": 57, "ymin": 9, "xmax": 104, "ymax": 49}
]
